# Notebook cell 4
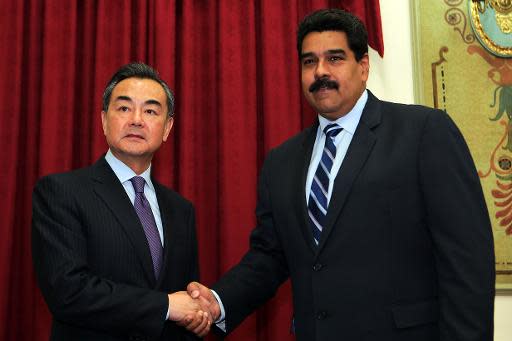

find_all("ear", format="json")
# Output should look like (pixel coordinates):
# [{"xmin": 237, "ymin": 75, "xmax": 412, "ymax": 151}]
[
  {"xmin": 101, "ymin": 111, "xmax": 108, "ymax": 136},
  {"xmin": 162, "ymin": 117, "xmax": 174, "ymax": 142},
  {"xmin": 359, "ymin": 53, "xmax": 370, "ymax": 82}
]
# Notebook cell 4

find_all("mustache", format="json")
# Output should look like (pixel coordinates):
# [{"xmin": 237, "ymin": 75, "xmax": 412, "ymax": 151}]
[{"xmin": 309, "ymin": 78, "xmax": 339, "ymax": 93}]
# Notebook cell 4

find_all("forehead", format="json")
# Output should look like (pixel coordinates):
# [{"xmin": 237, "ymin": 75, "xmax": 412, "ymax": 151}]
[
  {"xmin": 301, "ymin": 31, "xmax": 351, "ymax": 54},
  {"xmin": 111, "ymin": 77, "xmax": 166, "ymax": 101}
]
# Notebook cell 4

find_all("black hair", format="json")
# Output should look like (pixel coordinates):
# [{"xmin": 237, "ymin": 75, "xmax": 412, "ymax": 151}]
[
  {"xmin": 102, "ymin": 62, "xmax": 175, "ymax": 117},
  {"xmin": 297, "ymin": 8, "xmax": 368, "ymax": 61}
]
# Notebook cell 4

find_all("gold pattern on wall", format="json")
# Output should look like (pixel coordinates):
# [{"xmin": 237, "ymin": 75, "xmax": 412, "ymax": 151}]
[
  {"xmin": 469, "ymin": 0, "xmax": 512, "ymax": 57},
  {"xmin": 475, "ymin": 0, "xmax": 512, "ymax": 33}
]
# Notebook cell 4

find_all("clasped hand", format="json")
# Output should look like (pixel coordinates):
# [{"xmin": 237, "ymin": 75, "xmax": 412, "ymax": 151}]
[{"xmin": 168, "ymin": 282, "xmax": 221, "ymax": 337}]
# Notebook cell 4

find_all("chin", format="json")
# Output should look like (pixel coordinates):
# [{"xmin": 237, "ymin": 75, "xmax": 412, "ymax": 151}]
[
  {"xmin": 310, "ymin": 99, "xmax": 341, "ymax": 111},
  {"xmin": 317, "ymin": 113, "xmax": 338, "ymax": 120},
  {"xmin": 315, "ymin": 106, "xmax": 339, "ymax": 115},
  {"xmin": 117, "ymin": 146, "xmax": 149, "ymax": 157}
]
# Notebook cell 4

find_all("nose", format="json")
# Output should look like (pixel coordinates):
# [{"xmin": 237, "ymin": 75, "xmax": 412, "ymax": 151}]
[
  {"xmin": 130, "ymin": 108, "xmax": 144, "ymax": 126},
  {"xmin": 314, "ymin": 59, "xmax": 330, "ymax": 80}
]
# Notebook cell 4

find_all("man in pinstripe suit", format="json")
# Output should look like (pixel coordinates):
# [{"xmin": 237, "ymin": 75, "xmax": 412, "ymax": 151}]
[{"xmin": 32, "ymin": 63, "xmax": 210, "ymax": 341}]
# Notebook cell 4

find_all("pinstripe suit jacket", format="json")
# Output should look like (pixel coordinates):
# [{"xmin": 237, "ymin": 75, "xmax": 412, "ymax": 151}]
[{"xmin": 32, "ymin": 156, "xmax": 200, "ymax": 341}]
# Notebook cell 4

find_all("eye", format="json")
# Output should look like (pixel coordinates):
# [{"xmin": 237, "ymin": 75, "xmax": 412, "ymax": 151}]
[
  {"xmin": 119, "ymin": 106, "xmax": 130, "ymax": 112},
  {"xmin": 145, "ymin": 109, "xmax": 158, "ymax": 115},
  {"xmin": 328, "ymin": 55, "xmax": 343, "ymax": 62},
  {"xmin": 302, "ymin": 58, "xmax": 316, "ymax": 66}
]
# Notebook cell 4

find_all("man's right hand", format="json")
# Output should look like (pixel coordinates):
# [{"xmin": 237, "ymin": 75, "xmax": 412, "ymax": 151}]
[
  {"xmin": 168, "ymin": 291, "xmax": 211, "ymax": 337},
  {"xmin": 172, "ymin": 282, "xmax": 221, "ymax": 337},
  {"xmin": 186, "ymin": 281, "xmax": 221, "ymax": 322}
]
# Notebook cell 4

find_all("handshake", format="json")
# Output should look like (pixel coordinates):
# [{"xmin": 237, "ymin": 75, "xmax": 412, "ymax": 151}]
[{"xmin": 168, "ymin": 282, "xmax": 221, "ymax": 337}]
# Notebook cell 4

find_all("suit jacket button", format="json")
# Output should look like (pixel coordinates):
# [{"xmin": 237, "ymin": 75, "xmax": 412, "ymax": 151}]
[
  {"xmin": 317, "ymin": 311, "xmax": 327, "ymax": 320},
  {"xmin": 313, "ymin": 263, "xmax": 322, "ymax": 271}
]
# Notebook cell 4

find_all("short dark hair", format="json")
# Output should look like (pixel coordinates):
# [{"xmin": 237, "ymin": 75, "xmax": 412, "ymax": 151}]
[
  {"xmin": 297, "ymin": 8, "xmax": 368, "ymax": 61},
  {"xmin": 102, "ymin": 62, "xmax": 175, "ymax": 117}
]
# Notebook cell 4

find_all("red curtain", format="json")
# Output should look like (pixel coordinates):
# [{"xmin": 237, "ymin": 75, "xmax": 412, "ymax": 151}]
[{"xmin": 0, "ymin": 1, "xmax": 383, "ymax": 340}]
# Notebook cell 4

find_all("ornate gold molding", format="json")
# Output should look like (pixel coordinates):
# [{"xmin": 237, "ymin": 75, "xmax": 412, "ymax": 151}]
[
  {"xmin": 470, "ymin": 0, "xmax": 512, "ymax": 56},
  {"xmin": 476, "ymin": 0, "xmax": 512, "ymax": 14}
]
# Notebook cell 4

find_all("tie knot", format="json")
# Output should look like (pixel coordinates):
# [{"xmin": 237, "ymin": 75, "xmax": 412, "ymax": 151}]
[
  {"xmin": 324, "ymin": 124, "xmax": 343, "ymax": 138},
  {"xmin": 130, "ymin": 176, "xmax": 146, "ymax": 193}
]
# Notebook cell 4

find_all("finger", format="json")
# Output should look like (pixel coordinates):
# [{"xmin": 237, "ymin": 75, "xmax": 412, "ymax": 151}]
[
  {"xmin": 197, "ymin": 321, "xmax": 211, "ymax": 337},
  {"xmin": 197, "ymin": 295, "xmax": 212, "ymax": 310},
  {"xmin": 192, "ymin": 312, "xmax": 207, "ymax": 334},
  {"xmin": 198, "ymin": 295, "xmax": 220, "ymax": 321},
  {"xmin": 194, "ymin": 311, "xmax": 211, "ymax": 337},
  {"xmin": 187, "ymin": 282, "xmax": 201, "ymax": 299},
  {"xmin": 184, "ymin": 311, "xmax": 204, "ymax": 331}
]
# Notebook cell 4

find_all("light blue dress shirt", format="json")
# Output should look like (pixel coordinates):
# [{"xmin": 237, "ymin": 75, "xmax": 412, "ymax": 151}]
[
  {"xmin": 104, "ymin": 149, "xmax": 164, "ymax": 246},
  {"xmin": 305, "ymin": 90, "xmax": 367, "ymax": 204}
]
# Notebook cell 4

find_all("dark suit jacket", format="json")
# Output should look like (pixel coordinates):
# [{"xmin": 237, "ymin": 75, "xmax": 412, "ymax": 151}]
[
  {"xmin": 213, "ymin": 92, "xmax": 495, "ymax": 341},
  {"xmin": 32, "ymin": 157, "xmax": 200, "ymax": 341}
]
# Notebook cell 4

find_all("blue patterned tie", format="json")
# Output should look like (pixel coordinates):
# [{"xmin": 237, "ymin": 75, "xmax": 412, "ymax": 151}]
[
  {"xmin": 308, "ymin": 124, "xmax": 343, "ymax": 244},
  {"xmin": 130, "ymin": 176, "xmax": 163, "ymax": 279}
]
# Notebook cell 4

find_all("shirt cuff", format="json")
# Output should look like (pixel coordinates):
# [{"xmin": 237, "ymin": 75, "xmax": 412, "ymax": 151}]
[{"xmin": 210, "ymin": 289, "xmax": 226, "ymax": 332}]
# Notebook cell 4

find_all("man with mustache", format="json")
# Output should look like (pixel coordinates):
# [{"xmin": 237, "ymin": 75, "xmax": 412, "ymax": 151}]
[
  {"xmin": 186, "ymin": 8, "xmax": 495, "ymax": 341},
  {"xmin": 32, "ymin": 63, "xmax": 211, "ymax": 341}
]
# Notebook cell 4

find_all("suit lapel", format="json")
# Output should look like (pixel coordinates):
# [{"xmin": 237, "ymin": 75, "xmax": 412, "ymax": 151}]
[
  {"xmin": 153, "ymin": 183, "xmax": 176, "ymax": 289},
  {"xmin": 91, "ymin": 157, "xmax": 157, "ymax": 285},
  {"xmin": 316, "ymin": 92, "xmax": 382, "ymax": 253},
  {"xmin": 297, "ymin": 123, "xmax": 320, "ymax": 254}
]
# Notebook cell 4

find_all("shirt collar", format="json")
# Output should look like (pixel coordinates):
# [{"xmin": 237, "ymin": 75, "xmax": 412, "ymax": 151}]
[
  {"xmin": 317, "ymin": 89, "xmax": 368, "ymax": 135},
  {"xmin": 104, "ymin": 149, "xmax": 155, "ymax": 191}
]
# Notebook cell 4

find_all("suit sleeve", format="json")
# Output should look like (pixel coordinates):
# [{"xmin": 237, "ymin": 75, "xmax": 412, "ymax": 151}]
[
  {"xmin": 419, "ymin": 110, "xmax": 495, "ymax": 341},
  {"xmin": 182, "ymin": 205, "xmax": 202, "ymax": 341},
  {"xmin": 212, "ymin": 149, "xmax": 289, "ymax": 333},
  {"xmin": 188, "ymin": 205, "xmax": 200, "ymax": 284},
  {"xmin": 31, "ymin": 176, "xmax": 169, "ymax": 340}
]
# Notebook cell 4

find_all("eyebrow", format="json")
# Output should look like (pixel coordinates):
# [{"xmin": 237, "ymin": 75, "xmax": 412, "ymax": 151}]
[
  {"xmin": 114, "ymin": 96, "xmax": 162, "ymax": 108},
  {"xmin": 144, "ymin": 99, "xmax": 162, "ymax": 108},
  {"xmin": 300, "ymin": 52, "xmax": 315, "ymax": 60},
  {"xmin": 300, "ymin": 49, "xmax": 347, "ymax": 60},
  {"xmin": 326, "ymin": 49, "xmax": 346, "ymax": 56},
  {"xmin": 114, "ymin": 95, "xmax": 133, "ymax": 103}
]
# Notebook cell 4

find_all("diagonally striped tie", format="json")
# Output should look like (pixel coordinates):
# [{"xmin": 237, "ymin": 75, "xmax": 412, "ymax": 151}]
[
  {"xmin": 308, "ymin": 124, "xmax": 343, "ymax": 245},
  {"xmin": 130, "ymin": 176, "xmax": 163, "ymax": 279}
]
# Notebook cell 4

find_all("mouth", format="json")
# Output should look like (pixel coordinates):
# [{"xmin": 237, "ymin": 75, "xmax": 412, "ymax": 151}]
[
  {"xmin": 124, "ymin": 133, "xmax": 145, "ymax": 140},
  {"xmin": 317, "ymin": 86, "xmax": 332, "ymax": 92}
]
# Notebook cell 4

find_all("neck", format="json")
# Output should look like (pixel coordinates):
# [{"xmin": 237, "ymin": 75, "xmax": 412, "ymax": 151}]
[
  {"xmin": 127, "ymin": 162, "xmax": 151, "ymax": 175},
  {"xmin": 111, "ymin": 151, "xmax": 152, "ymax": 175}
]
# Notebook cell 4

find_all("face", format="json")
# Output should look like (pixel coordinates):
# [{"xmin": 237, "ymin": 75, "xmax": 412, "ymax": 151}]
[
  {"xmin": 300, "ymin": 31, "xmax": 369, "ymax": 120},
  {"xmin": 101, "ymin": 77, "xmax": 173, "ymax": 173}
]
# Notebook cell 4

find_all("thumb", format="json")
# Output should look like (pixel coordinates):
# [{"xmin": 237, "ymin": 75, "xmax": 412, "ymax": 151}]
[{"xmin": 187, "ymin": 281, "xmax": 201, "ymax": 299}]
